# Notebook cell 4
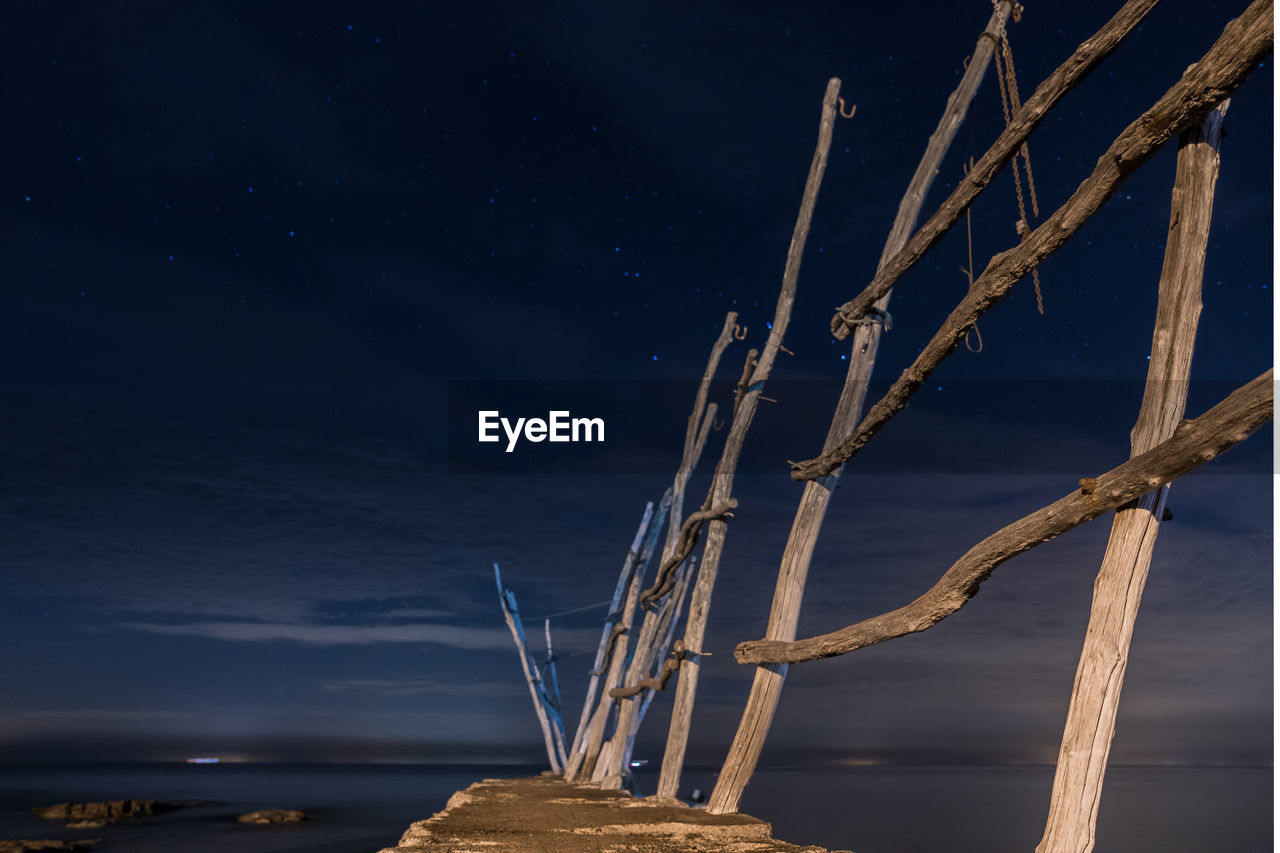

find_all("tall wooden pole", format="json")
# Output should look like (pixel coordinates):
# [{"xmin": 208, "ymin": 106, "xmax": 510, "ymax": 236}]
[
  {"xmin": 707, "ymin": 1, "xmax": 1012, "ymax": 814},
  {"xmin": 1037, "ymin": 102, "xmax": 1228, "ymax": 853},
  {"xmin": 657, "ymin": 82, "xmax": 846, "ymax": 791}
]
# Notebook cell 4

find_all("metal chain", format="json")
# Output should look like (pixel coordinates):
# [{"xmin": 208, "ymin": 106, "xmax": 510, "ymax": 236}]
[{"xmin": 992, "ymin": 0, "xmax": 1044, "ymax": 314}]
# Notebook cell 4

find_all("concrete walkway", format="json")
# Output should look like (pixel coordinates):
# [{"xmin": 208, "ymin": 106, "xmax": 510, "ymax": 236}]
[{"xmin": 378, "ymin": 774, "xmax": 845, "ymax": 853}]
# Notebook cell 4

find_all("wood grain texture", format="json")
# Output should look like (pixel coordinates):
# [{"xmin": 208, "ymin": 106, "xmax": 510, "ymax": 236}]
[
  {"xmin": 737, "ymin": 369, "xmax": 1272, "ymax": 666},
  {"xmin": 652, "ymin": 78, "xmax": 844, "ymax": 801},
  {"xmin": 794, "ymin": 0, "xmax": 1272, "ymax": 481},
  {"xmin": 1036, "ymin": 101, "xmax": 1229, "ymax": 853}
]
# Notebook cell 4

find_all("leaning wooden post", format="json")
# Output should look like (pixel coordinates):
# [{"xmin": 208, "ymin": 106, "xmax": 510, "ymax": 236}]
[
  {"xmin": 657, "ymin": 74, "xmax": 844, "ymax": 792},
  {"xmin": 569, "ymin": 490, "xmax": 673, "ymax": 782},
  {"xmin": 1037, "ymin": 101, "xmax": 1229, "ymax": 853},
  {"xmin": 495, "ymin": 563, "xmax": 568, "ymax": 772},
  {"xmin": 543, "ymin": 619, "xmax": 562, "ymax": 714},
  {"xmin": 707, "ymin": 3, "xmax": 1012, "ymax": 814},
  {"xmin": 567, "ymin": 501, "xmax": 655, "ymax": 764},
  {"xmin": 621, "ymin": 555, "xmax": 698, "ymax": 771}
]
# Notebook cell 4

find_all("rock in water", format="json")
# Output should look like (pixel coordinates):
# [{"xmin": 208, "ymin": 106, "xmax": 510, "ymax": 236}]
[
  {"xmin": 236, "ymin": 809, "xmax": 306, "ymax": 824},
  {"xmin": 31, "ymin": 801, "xmax": 187, "ymax": 826},
  {"xmin": 0, "ymin": 841, "xmax": 101, "ymax": 853}
]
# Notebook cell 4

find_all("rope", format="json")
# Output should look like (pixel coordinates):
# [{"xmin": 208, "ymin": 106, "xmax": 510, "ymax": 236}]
[
  {"xmin": 960, "ymin": 163, "xmax": 983, "ymax": 354},
  {"xmin": 522, "ymin": 599, "xmax": 612, "ymax": 624},
  {"xmin": 991, "ymin": 1, "xmax": 1044, "ymax": 315}
]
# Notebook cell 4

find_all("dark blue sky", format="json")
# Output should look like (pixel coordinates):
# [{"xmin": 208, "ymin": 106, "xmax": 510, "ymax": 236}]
[{"xmin": 1, "ymin": 1, "xmax": 1271, "ymax": 768}]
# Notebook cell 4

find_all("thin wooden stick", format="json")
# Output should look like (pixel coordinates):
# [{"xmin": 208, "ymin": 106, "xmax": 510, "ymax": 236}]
[
  {"xmin": 543, "ymin": 619, "xmax": 561, "ymax": 713},
  {"xmin": 706, "ymin": 3, "xmax": 1012, "ymax": 814},
  {"xmin": 1037, "ymin": 101, "xmax": 1229, "ymax": 853},
  {"xmin": 617, "ymin": 556, "xmax": 698, "ymax": 773},
  {"xmin": 793, "ymin": 0, "xmax": 1272, "ymax": 481},
  {"xmin": 736, "ymin": 369, "xmax": 1273, "ymax": 665},
  {"xmin": 567, "ymin": 501, "xmax": 655, "ymax": 764},
  {"xmin": 495, "ymin": 563, "xmax": 567, "ymax": 771},
  {"xmin": 654, "ymin": 311, "xmax": 740, "ymax": 586},
  {"xmin": 829, "ymin": 0, "xmax": 1162, "ymax": 340}
]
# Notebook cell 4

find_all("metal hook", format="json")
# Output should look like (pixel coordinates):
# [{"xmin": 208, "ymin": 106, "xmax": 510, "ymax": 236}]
[
  {"xmin": 711, "ymin": 418, "xmax": 725, "ymax": 432},
  {"xmin": 838, "ymin": 97, "xmax": 856, "ymax": 119},
  {"xmin": 733, "ymin": 324, "xmax": 748, "ymax": 340}
]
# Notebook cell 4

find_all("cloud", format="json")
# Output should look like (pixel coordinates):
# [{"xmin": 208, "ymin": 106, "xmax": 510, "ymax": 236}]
[
  {"xmin": 318, "ymin": 678, "xmax": 522, "ymax": 698},
  {"xmin": 113, "ymin": 619, "xmax": 602, "ymax": 652}
]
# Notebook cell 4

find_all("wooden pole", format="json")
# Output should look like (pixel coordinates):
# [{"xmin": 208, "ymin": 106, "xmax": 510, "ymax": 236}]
[
  {"xmin": 793, "ymin": 0, "xmax": 1272, "ymax": 481},
  {"xmin": 495, "ymin": 563, "xmax": 568, "ymax": 772},
  {"xmin": 658, "ymin": 218, "xmax": 831, "ymax": 795},
  {"xmin": 619, "ymin": 555, "xmax": 698, "ymax": 775},
  {"xmin": 706, "ymin": 3, "xmax": 1012, "ymax": 815},
  {"xmin": 568, "ymin": 489, "xmax": 673, "ymax": 782},
  {"xmin": 1037, "ymin": 102, "xmax": 1229, "ymax": 853},
  {"xmin": 567, "ymin": 500, "xmax": 655, "ymax": 764},
  {"xmin": 735, "ymin": 373, "xmax": 1272, "ymax": 665},
  {"xmin": 542, "ymin": 618, "xmax": 569, "ymax": 768},
  {"xmin": 544, "ymin": 619, "xmax": 562, "ymax": 714}
]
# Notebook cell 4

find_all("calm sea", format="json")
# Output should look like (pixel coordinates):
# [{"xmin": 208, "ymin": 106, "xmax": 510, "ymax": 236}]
[{"xmin": 0, "ymin": 763, "xmax": 1269, "ymax": 852}]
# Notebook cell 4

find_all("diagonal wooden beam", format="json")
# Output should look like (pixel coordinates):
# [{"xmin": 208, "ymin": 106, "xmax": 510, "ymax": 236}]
[{"xmin": 737, "ymin": 369, "xmax": 1273, "ymax": 665}]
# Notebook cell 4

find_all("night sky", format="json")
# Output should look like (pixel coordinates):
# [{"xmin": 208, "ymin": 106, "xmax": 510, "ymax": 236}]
[{"xmin": 2, "ymin": 1, "xmax": 1271, "ymax": 770}]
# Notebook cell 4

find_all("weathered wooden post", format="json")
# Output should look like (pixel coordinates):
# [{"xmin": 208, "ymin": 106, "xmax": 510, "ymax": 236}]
[
  {"xmin": 706, "ymin": 1, "xmax": 1013, "ymax": 813},
  {"xmin": 617, "ymin": 555, "xmax": 698, "ymax": 772},
  {"xmin": 543, "ymin": 619, "xmax": 561, "ymax": 717},
  {"xmin": 495, "ymin": 562, "xmax": 568, "ymax": 772},
  {"xmin": 655, "ymin": 71, "xmax": 845, "ymax": 799},
  {"xmin": 1036, "ymin": 101, "xmax": 1229, "ymax": 853}
]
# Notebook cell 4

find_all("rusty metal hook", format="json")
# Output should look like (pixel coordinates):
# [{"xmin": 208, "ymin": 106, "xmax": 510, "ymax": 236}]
[
  {"xmin": 711, "ymin": 418, "xmax": 725, "ymax": 432},
  {"xmin": 838, "ymin": 97, "xmax": 857, "ymax": 119},
  {"xmin": 733, "ymin": 324, "xmax": 748, "ymax": 340}
]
